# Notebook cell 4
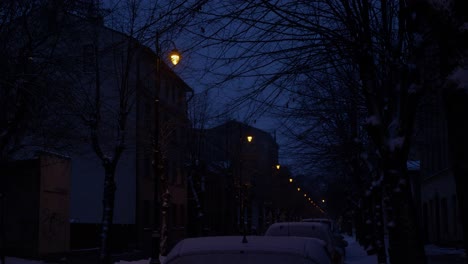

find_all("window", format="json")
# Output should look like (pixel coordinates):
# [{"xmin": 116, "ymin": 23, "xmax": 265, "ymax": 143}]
[
  {"xmin": 441, "ymin": 197, "xmax": 448, "ymax": 233},
  {"xmin": 180, "ymin": 204, "xmax": 185, "ymax": 225},
  {"xmin": 176, "ymin": 167, "xmax": 181, "ymax": 185},
  {"xmin": 453, "ymin": 195, "xmax": 458, "ymax": 235},
  {"xmin": 82, "ymin": 44, "xmax": 95, "ymax": 72},
  {"xmin": 144, "ymin": 156, "xmax": 151, "ymax": 178},
  {"xmin": 144, "ymin": 101, "xmax": 151, "ymax": 123},
  {"xmin": 172, "ymin": 85, "xmax": 176, "ymax": 102},
  {"xmin": 429, "ymin": 199, "xmax": 433, "ymax": 231},
  {"xmin": 171, "ymin": 203, "xmax": 177, "ymax": 227},
  {"xmin": 143, "ymin": 200, "xmax": 150, "ymax": 227}
]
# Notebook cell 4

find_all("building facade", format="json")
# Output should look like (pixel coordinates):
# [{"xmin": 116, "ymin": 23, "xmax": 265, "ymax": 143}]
[
  {"xmin": 190, "ymin": 121, "xmax": 281, "ymax": 235},
  {"xmin": 3, "ymin": 152, "xmax": 71, "ymax": 257},
  {"xmin": 417, "ymin": 87, "xmax": 463, "ymax": 245},
  {"xmin": 12, "ymin": 5, "xmax": 194, "ymax": 254}
]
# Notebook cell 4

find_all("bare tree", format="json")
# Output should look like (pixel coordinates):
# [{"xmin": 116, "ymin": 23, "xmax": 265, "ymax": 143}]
[
  {"xmin": 0, "ymin": 2, "xmax": 80, "ymax": 263},
  {"xmin": 183, "ymin": 1, "xmax": 430, "ymax": 262},
  {"xmin": 48, "ymin": 1, "xmax": 204, "ymax": 262}
]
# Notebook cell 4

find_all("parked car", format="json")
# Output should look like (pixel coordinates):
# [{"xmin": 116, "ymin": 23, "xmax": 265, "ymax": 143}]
[
  {"xmin": 164, "ymin": 235, "xmax": 332, "ymax": 264},
  {"xmin": 265, "ymin": 222, "xmax": 344, "ymax": 264},
  {"xmin": 301, "ymin": 218, "xmax": 348, "ymax": 256},
  {"xmin": 302, "ymin": 218, "xmax": 336, "ymax": 232}
]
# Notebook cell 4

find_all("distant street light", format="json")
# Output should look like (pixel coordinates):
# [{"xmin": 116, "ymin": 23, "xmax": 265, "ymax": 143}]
[
  {"xmin": 322, "ymin": 199, "xmax": 325, "ymax": 203},
  {"xmin": 247, "ymin": 135, "xmax": 253, "ymax": 142},
  {"xmin": 304, "ymin": 194, "xmax": 307, "ymax": 197},
  {"xmin": 151, "ymin": 31, "xmax": 181, "ymax": 264},
  {"xmin": 297, "ymin": 187, "xmax": 301, "ymax": 192},
  {"xmin": 289, "ymin": 178, "xmax": 293, "ymax": 183},
  {"xmin": 276, "ymin": 164, "xmax": 280, "ymax": 170}
]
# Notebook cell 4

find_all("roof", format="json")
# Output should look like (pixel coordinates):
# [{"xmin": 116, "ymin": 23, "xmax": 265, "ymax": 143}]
[{"xmin": 165, "ymin": 236, "xmax": 330, "ymax": 264}]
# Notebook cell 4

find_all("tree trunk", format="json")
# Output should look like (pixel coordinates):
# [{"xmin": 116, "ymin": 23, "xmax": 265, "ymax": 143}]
[
  {"xmin": 444, "ymin": 89, "xmax": 468, "ymax": 256},
  {"xmin": 373, "ymin": 186, "xmax": 387, "ymax": 264},
  {"xmin": 160, "ymin": 189, "xmax": 171, "ymax": 256},
  {"xmin": 99, "ymin": 164, "xmax": 117, "ymax": 264},
  {"xmin": 384, "ymin": 156, "xmax": 426, "ymax": 264},
  {"xmin": 0, "ymin": 190, "xmax": 5, "ymax": 264}
]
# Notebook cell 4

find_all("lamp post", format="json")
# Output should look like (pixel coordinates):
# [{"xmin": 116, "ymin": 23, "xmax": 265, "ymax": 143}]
[
  {"xmin": 237, "ymin": 124, "xmax": 252, "ymax": 240},
  {"xmin": 150, "ymin": 32, "xmax": 181, "ymax": 264}
]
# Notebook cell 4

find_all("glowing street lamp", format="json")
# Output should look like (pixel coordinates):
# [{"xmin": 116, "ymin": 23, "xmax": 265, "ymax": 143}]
[
  {"xmin": 297, "ymin": 187, "xmax": 301, "ymax": 192},
  {"xmin": 322, "ymin": 199, "xmax": 326, "ymax": 203},
  {"xmin": 276, "ymin": 164, "xmax": 280, "ymax": 170},
  {"xmin": 289, "ymin": 178, "xmax": 293, "ymax": 183},
  {"xmin": 247, "ymin": 135, "xmax": 253, "ymax": 142},
  {"xmin": 169, "ymin": 49, "xmax": 181, "ymax": 65}
]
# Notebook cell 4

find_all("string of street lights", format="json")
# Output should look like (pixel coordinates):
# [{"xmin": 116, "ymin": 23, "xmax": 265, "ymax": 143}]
[{"xmin": 289, "ymin": 178, "xmax": 325, "ymax": 214}]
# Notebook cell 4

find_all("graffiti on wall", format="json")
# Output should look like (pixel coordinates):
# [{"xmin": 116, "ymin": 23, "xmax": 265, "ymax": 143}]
[{"xmin": 40, "ymin": 208, "xmax": 66, "ymax": 242}]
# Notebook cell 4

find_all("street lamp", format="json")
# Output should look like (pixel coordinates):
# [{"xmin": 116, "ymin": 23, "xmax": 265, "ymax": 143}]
[
  {"xmin": 169, "ymin": 49, "xmax": 181, "ymax": 66},
  {"xmin": 151, "ymin": 32, "xmax": 181, "ymax": 264}
]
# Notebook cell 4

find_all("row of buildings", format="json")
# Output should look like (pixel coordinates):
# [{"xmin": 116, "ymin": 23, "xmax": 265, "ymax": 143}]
[{"xmin": 1, "ymin": 2, "xmax": 320, "ymax": 258}]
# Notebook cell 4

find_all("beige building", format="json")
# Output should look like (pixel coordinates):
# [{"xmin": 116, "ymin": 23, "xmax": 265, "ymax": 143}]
[{"xmin": 3, "ymin": 152, "xmax": 71, "ymax": 257}]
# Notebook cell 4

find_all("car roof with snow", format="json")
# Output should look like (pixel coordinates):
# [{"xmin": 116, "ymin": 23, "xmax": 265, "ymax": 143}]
[
  {"xmin": 301, "ymin": 218, "xmax": 335, "ymax": 231},
  {"xmin": 164, "ymin": 235, "xmax": 331, "ymax": 264},
  {"xmin": 266, "ymin": 222, "xmax": 331, "ymax": 239},
  {"xmin": 265, "ymin": 222, "xmax": 335, "ymax": 251},
  {"xmin": 302, "ymin": 218, "xmax": 332, "ymax": 223}
]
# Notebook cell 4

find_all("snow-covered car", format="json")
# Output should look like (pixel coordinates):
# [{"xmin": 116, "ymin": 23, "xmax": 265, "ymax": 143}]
[
  {"xmin": 265, "ymin": 222, "xmax": 344, "ymax": 264},
  {"xmin": 301, "ymin": 218, "xmax": 336, "ymax": 232},
  {"xmin": 301, "ymin": 218, "xmax": 348, "ymax": 257},
  {"xmin": 164, "ymin": 235, "xmax": 332, "ymax": 264}
]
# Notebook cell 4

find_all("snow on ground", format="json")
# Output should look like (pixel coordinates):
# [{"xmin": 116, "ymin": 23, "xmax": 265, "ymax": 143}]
[
  {"xmin": 343, "ymin": 235, "xmax": 378, "ymax": 264},
  {"xmin": 425, "ymin": 244, "xmax": 465, "ymax": 256},
  {"xmin": 114, "ymin": 259, "xmax": 150, "ymax": 264},
  {"xmin": 4, "ymin": 257, "xmax": 44, "ymax": 264}
]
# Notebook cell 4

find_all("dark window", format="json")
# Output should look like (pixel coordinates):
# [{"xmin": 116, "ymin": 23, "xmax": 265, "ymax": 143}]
[
  {"xmin": 82, "ymin": 44, "xmax": 95, "ymax": 72},
  {"xmin": 143, "ymin": 200, "xmax": 150, "ymax": 227},
  {"xmin": 171, "ymin": 203, "xmax": 177, "ymax": 227},
  {"xmin": 172, "ymin": 85, "xmax": 176, "ymax": 102},
  {"xmin": 175, "ymin": 167, "xmax": 181, "ymax": 185},
  {"xmin": 144, "ymin": 101, "xmax": 151, "ymax": 126},
  {"xmin": 453, "ymin": 195, "xmax": 458, "ymax": 235},
  {"xmin": 144, "ymin": 156, "xmax": 150, "ymax": 178},
  {"xmin": 180, "ymin": 204, "xmax": 185, "ymax": 226},
  {"xmin": 441, "ymin": 197, "xmax": 448, "ymax": 233},
  {"xmin": 429, "ymin": 199, "xmax": 433, "ymax": 231}
]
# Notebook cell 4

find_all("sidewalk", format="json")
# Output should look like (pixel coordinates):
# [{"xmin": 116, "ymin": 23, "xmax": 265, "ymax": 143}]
[
  {"xmin": 343, "ymin": 235, "xmax": 466, "ymax": 264},
  {"xmin": 343, "ymin": 235, "xmax": 378, "ymax": 264},
  {"xmin": 425, "ymin": 244, "xmax": 466, "ymax": 264}
]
